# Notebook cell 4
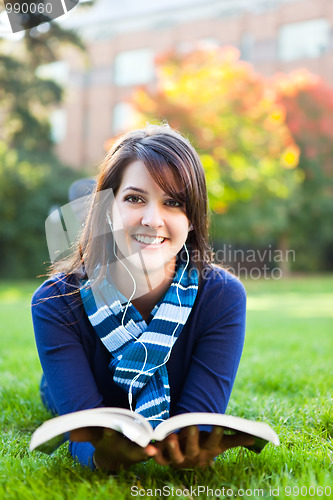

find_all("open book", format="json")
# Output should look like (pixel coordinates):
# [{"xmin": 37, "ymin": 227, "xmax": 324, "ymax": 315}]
[{"xmin": 29, "ymin": 407, "xmax": 280, "ymax": 455}]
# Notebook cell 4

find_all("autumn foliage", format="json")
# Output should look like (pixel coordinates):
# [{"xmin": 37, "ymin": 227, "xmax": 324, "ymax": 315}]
[
  {"xmin": 131, "ymin": 46, "xmax": 333, "ymax": 269},
  {"xmin": 132, "ymin": 47, "xmax": 302, "ymax": 245},
  {"xmin": 274, "ymin": 69, "xmax": 333, "ymax": 164},
  {"xmin": 274, "ymin": 69, "xmax": 333, "ymax": 269}
]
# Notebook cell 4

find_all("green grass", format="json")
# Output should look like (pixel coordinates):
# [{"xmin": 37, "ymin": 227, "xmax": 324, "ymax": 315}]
[{"xmin": 0, "ymin": 276, "xmax": 332, "ymax": 499}]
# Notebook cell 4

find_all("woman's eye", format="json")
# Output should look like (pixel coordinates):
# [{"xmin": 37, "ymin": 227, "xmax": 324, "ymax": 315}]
[
  {"xmin": 165, "ymin": 199, "xmax": 183, "ymax": 208},
  {"xmin": 124, "ymin": 195, "xmax": 143, "ymax": 203}
]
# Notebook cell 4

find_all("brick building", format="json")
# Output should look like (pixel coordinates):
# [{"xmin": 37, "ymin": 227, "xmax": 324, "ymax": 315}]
[{"xmin": 51, "ymin": 0, "xmax": 333, "ymax": 168}]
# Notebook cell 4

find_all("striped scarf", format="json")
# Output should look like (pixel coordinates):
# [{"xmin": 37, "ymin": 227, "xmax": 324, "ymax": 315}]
[{"xmin": 80, "ymin": 255, "xmax": 198, "ymax": 428}]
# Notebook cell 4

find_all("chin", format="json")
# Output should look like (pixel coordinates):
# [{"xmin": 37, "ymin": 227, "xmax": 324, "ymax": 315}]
[{"xmin": 124, "ymin": 252, "xmax": 166, "ymax": 272}]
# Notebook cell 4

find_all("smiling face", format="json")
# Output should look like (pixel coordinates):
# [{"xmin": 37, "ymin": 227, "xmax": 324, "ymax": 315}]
[{"xmin": 111, "ymin": 160, "xmax": 191, "ymax": 276}]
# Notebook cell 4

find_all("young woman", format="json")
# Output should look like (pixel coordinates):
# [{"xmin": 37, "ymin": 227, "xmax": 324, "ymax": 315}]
[{"xmin": 32, "ymin": 124, "xmax": 251, "ymax": 472}]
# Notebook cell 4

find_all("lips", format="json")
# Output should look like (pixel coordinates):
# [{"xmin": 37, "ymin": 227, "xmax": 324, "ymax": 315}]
[{"xmin": 132, "ymin": 234, "xmax": 168, "ymax": 245}]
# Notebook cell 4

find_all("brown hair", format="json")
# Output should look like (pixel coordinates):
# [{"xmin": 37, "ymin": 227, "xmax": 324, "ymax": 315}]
[{"xmin": 51, "ymin": 124, "xmax": 212, "ymax": 282}]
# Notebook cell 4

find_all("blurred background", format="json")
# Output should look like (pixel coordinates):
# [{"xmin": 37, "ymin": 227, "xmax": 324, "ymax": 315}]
[{"xmin": 0, "ymin": 0, "xmax": 333, "ymax": 278}]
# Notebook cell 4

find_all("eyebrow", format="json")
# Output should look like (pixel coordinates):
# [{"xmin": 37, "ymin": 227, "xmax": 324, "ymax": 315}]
[
  {"xmin": 122, "ymin": 186, "xmax": 148, "ymax": 194},
  {"xmin": 122, "ymin": 186, "xmax": 170, "ymax": 197}
]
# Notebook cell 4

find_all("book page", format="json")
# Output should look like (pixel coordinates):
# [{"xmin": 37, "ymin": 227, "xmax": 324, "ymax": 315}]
[
  {"xmin": 30, "ymin": 408, "xmax": 154, "ymax": 453},
  {"xmin": 153, "ymin": 413, "xmax": 280, "ymax": 447}
]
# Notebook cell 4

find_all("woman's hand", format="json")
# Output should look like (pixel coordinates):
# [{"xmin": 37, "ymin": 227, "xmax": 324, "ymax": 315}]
[
  {"xmin": 153, "ymin": 426, "xmax": 255, "ymax": 469},
  {"xmin": 70, "ymin": 427, "xmax": 157, "ymax": 473}
]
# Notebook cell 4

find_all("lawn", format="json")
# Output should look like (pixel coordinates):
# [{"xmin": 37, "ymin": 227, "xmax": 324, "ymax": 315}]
[{"xmin": 0, "ymin": 276, "xmax": 332, "ymax": 499}]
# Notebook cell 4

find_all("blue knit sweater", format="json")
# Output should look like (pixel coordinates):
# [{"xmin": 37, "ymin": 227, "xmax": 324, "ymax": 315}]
[{"xmin": 31, "ymin": 265, "xmax": 246, "ymax": 469}]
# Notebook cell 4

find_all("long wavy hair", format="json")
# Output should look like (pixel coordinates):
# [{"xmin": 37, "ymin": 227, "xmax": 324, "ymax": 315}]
[{"xmin": 50, "ymin": 124, "xmax": 213, "ymax": 284}]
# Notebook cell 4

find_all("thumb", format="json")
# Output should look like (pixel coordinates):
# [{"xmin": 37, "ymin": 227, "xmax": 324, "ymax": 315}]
[
  {"xmin": 70, "ymin": 426, "xmax": 103, "ymax": 445},
  {"xmin": 144, "ymin": 444, "xmax": 158, "ymax": 457},
  {"xmin": 221, "ymin": 432, "xmax": 255, "ymax": 450}
]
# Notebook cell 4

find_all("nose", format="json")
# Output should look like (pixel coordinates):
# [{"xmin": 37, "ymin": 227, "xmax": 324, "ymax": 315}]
[{"xmin": 141, "ymin": 202, "xmax": 164, "ymax": 229}]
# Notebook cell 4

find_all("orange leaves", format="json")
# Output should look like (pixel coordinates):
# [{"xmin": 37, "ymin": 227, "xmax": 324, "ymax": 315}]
[
  {"xmin": 134, "ymin": 89, "xmax": 157, "ymax": 115},
  {"xmin": 268, "ymin": 106, "xmax": 285, "ymax": 125},
  {"xmin": 274, "ymin": 69, "xmax": 333, "ymax": 161},
  {"xmin": 280, "ymin": 145, "xmax": 300, "ymax": 169},
  {"xmin": 131, "ymin": 45, "xmax": 306, "ymax": 213},
  {"xmin": 273, "ymin": 69, "xmax": 319, "ymax": 97}
]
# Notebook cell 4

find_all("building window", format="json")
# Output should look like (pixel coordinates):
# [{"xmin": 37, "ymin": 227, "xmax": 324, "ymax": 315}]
[
  {"xmin": 278, "ymin": 18, "xmax": 330, "ymax": 62},
  {"xmin": 177, "ymin": 38, "xmax": 220, "ymax": 54},
  {"xmin": 198, "ymin": 38, "xmax": 220, "ymax": 49},
  {"xmin": 50, "ymin": 110, "xmax": 67, "ymax": 144},
  {"xmin": 240, "ymin": 33, "xmax": 254, "ymax": 61},
  {"xmin": 112, "ymin": 102, "xmax": 136, "ymax": 134},
  {"xmin": 113, "ymin": 48, "xmax": 155, "ymax": 86}
]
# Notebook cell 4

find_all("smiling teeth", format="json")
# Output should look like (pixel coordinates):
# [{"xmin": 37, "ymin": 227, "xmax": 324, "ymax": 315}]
[{"xmin": 134, "ymin": 235, "xmax": 166, "ymax": 245}]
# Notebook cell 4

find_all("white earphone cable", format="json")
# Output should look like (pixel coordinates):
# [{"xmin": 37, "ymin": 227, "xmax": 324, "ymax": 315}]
[{"xmin": 106, "ymin": 211, "xmax": 189, "ymax": 417}]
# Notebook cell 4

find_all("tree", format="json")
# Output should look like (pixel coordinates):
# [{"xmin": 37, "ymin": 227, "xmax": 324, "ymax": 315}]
[
  {"xmin": 0, "ymin": 142, "xmax": 81, "ymax": 278},
  {"xmin": 132, "ymin": 47, "xmax": 302, "ymax": 256},
  {"xmin": 0, "ymin": 13, "xmax": 88, "ymax": 277},
  {"xmin": 274, "ymin": 70, "xmax": 333, "ymax": 270},
  {"xmin": 0, "ymin": 16, "xmax": 85, "ymax": 152}
]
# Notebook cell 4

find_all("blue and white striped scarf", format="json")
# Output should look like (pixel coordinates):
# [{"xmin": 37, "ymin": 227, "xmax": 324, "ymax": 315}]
[{"xmin": 80, "ymin": 256, "xmax": 198, "ymax": 428}]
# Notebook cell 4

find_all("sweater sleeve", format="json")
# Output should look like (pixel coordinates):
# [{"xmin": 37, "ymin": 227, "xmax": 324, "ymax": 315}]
[
  {"xmin": 31, "ymin": 276, "xmax": 103, "ymax": 469},
  {"xmin": 174, "ymin": 269, "xmax": 246, "ymax": 416}
]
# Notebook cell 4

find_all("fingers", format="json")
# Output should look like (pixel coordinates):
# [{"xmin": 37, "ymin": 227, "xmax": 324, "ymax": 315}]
[
  {"xmin": 166, "ymin": 434, "xmax": 184, "ymax": 464},
  {"xmin": 205, "ymin": 426, "xmax": 224, "ymax": 451},
  {"xmin": 70, "ymin": 426, "xmax": 103, "ymax": 445},
  {"xmin": 108, "ymin": 431, "xmax": 153, "ymax": 462},
  {"xmin": 144, "ymin": 444, "xmax": 158, "ymax": 457},
  {"xmin": 153, "ymin": 429, "xmax": 215, "ymax": 469},
  {"xmin": 93, "ymin": 429, "xmax": 157, "ymax": 471},
  {"xmin": 167, "ymin": 427, "xmax": 201, "ymax": 464},
  {"xmin": 153, "ymin": 429, "xmax": 256, "ymax": 470},
  {"xmin": 153, "ymin": 448, "xmax": 170, "ymax": 466},
  {"xmin": 184, "ymin": 426, "xmax": 200, "ymax": 458},
  {"xmin": 153, "ymin": 433, "xmax": 184, "ymax": 466},
  {"xmin": 221, "ymin": 432, "xmax": 255, "ymax": 450}
]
